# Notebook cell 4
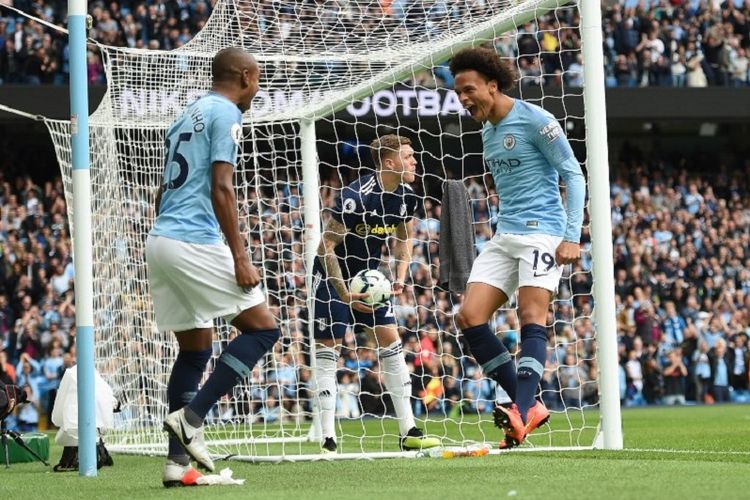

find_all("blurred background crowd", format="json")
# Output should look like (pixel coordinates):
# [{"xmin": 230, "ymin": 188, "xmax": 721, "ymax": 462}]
[
  {"xmin": 2, "ymin": 141, "xmax": 749, "ymax": 432},
  {"xmin": 1, "ymin": 0, "xmax": 749, "ymax": 87}
]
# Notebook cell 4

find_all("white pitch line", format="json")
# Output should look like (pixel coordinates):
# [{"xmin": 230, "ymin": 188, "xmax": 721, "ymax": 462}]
[{"xmin": 625, "ymin": 448, "xmax": 750, "ymax": 456}]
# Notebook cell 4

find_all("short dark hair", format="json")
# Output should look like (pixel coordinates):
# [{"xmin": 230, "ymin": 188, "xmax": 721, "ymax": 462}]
[
  {"xmin": 370, "ymin": 134, "xmax": 411, "ymax": 167},
  {"xmin": 212, "ymin": 47, "xmax": 255, "ymax": 83},
  {"xmin": 449, "ymin": 47, "xmax": 517, "ymax": 92}
]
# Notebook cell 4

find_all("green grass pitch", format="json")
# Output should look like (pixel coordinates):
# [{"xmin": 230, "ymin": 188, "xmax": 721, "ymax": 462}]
[{"xmin": 2, "ymin": 405, "xmax": 749, "ymax": 499}]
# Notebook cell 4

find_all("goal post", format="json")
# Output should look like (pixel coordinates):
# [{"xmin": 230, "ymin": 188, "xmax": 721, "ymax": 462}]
[
  {"xmin": 300, "ymin": 118, "xmax": 323, "ymax": 443},
  {"xmin": 579, "ymin": 0, "xmax": 623, "ymax": 450},
  {"xmin": 38, "ymin": 0, "xmax": 622, "ymax": 460},
  {"xmin": 68, "ymin": 0, "xmax": 98, "ymax": 475}
]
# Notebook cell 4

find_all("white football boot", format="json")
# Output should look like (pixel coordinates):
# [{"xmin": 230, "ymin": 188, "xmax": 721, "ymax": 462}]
[{"xmin": 163, "ymin": 408, "xmax": 215, "ymax": 472}]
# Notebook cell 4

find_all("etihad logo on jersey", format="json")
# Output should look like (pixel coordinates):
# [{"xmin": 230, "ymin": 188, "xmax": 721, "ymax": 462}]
[
  {"xmin": 539, "ymin": 121, "xmax": 562, "ymax": 143},
  {"xmin": 355, "ymin": 223, "xmax": 398, "ymax": 236},
  {"xmin": 484, "ymin": 158, "xmax": 521, "ymax": 174}
]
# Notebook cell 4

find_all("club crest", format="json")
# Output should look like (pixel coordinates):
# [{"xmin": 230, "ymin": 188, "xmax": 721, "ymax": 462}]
[
  {"xmin": 503, "ymin": 134, "xmax": 516, "ymax": 150},
  {"xmin": 231, "ymin": 123, "xmax": 242, "ymax": 146},
  {"xmin": 343, "ymin": 198, "xmax": 357, "ymax": 213}
]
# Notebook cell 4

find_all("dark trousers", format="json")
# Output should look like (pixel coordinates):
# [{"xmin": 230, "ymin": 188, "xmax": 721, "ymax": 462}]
[
  {"xmin": 731, "ymin": 374, "xmax": 748, "ymax": 391},
  {"xmin": 711, "ymin": 385, "xmax": 730, "ymax": 403}
]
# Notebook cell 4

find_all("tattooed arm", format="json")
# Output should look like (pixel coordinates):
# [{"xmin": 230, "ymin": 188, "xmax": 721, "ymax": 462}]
[
  {"xmin": 317, "ymin": 217, "xmax": 372, "ymax": 311},
  {"xmin": 318, "ymin": 218, "xmax": 349, "ymax": 301}
]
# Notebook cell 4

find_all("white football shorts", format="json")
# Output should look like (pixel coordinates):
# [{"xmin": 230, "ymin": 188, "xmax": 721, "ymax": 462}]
[
  {"xmin": 467, "ymin": 233, "xmax": 564, "ymax": 300},
  {"xmin": 145, "ymin": 234, "xmax": 266, "ymax": 332}
]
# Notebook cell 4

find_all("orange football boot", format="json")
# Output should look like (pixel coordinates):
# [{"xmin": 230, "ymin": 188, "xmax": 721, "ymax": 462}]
[
  {"xmin": 493, "ymin": 403, "xmax": 526, "ymax": 444},
  {"xmin": 523, "ymin": 400, "xmax": 551, "ymax": 436}
]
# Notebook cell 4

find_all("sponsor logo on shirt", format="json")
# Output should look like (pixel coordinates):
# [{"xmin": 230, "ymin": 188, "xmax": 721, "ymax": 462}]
[
  {"xmin": 484, "ymin": 158, "xmax": 521, "ymax": 174},
  {"xmin": 526, "ymin": 221, "xmax": 539, "ymax": 228},
  {"xmin": 538, "ymin": 121, "xmax": 562, "ymax": 143},
  {"xmin": 355, "ymin": 223, "xmax": 398, "ymax": 236}
]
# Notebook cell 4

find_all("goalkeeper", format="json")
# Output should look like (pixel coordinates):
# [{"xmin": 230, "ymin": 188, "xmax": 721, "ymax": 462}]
[
  {"xmin": 313, "ymin": 134, "xmax": 440, "ymax": 453},
  {"xmin": 449, "ymin": 47, "xmax": 585, "ymax": 448}
]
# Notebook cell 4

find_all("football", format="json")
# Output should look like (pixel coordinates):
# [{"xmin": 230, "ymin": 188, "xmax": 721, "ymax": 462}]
[{"xmin": 349, "ymin": 269, "xmax": 392, "ymax": 307}]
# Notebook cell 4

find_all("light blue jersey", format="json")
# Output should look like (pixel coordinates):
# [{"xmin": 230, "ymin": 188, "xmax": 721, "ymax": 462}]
[
  {"xmin": 151, "ymin": 92, "xmax": 243, "ymax": 244},
  {"xmin": 482, "ymin": 99, "xmax": 585, "ymax": 242}
]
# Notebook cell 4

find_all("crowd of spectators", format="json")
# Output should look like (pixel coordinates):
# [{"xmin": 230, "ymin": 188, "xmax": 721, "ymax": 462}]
[
  {"xmin": 608, "ymin": 146, "xmax": 750, "ymax": 406},
  {"xmin": 600, "ymin": 0, "xmax": 750, "ymax": 87},
  {"xmin": 2, "ymin": 140, "xmax": 749, "ymax": 434},
  {"xmin": 0, "ymin": 172, "xmax": 76, "ymax": 431},
  {"xmin": 1, "ymin": 0, "xmax": 749, "ymax": 87}
]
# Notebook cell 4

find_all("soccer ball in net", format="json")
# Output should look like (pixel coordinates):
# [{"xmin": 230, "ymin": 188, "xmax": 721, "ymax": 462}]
[{"xmin": 349, "ymin": 270, "xmax": 392, "ymax": 307}]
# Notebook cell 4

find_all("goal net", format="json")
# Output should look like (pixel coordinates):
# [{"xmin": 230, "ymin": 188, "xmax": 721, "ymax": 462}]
[{"xmin": 45, "ymin": 0, "xmax": 611, "ymax": 460}]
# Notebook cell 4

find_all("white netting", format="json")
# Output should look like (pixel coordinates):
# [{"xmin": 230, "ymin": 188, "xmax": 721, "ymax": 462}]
[{"xmin": 46, "ymin": 0, "xmax": 602, "ymax": 459}]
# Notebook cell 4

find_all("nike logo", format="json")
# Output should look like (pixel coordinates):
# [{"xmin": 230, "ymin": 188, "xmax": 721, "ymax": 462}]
[
  {"xmin": 533, "ymin": 272, "xmax": 549, "ymax": 278},
  {"xmin": 180, "ymin": 420, "xmax": 193, "ymax": 445}
]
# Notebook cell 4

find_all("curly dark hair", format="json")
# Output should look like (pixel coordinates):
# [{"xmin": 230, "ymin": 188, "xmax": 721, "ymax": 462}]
[{"xmin": 448, "ymin": 47, "xmax": 517, "ymax": 92}]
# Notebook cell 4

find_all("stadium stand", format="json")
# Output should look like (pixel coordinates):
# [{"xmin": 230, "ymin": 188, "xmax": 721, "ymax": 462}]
[{"xmin": 1, "ymin": 0, "xmax": 749, "ymax": 86}]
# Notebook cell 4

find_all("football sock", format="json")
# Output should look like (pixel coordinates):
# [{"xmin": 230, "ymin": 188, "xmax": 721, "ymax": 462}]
[
  {"xmin": 314, "ymin": 346, "xmax": 339, "ymax": 440},
  {"xmin": 186, "ymin": 328, "xmax": 279, "ymax": 426},
  {"xmin": 462, "ymin": 323, "xmax": 517, "ymax": 401},
  {"xmin": 495, "ymin": 384, "xmax": 512, "ymax": 405},
  {"xmin": 516, "ymin": 323, "xmax": 548, "ymax": 421},
  {"xmin": 379, "ymin": 340, "xmax": 416, "ymax": 435},
  {"xmin": 167, "ymin": 348, "xmax": 212, "ymax": 463}
]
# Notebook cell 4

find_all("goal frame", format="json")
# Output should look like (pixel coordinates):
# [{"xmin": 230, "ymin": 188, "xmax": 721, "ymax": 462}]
[{"xmin": 295, "ymin": 0, "xmax": 623, "ymax": 453}]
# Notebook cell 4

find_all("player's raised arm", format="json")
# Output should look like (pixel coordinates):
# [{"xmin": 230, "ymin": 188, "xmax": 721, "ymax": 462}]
[
  {"xmin": 392, "ymin": 219, "xmax": 415, "ymax": 295},
  {"xmin": 533, "ymin": 118, "xmax": 585, "ymax": 264}
]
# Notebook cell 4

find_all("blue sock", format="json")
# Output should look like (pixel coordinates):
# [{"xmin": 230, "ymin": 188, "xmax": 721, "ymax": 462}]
[
  {"xmin": 516, "ymin": 324, "xmax": 548, "ymax": 421},
  {"xmin": 186, "ymin": 329, "xmax": 279, "ymax": 423},
  {"xmin": 168, "ymin": 348, "xmax": 212, "ymax": 463},
  {"xmin": 462, "ymin": 324, "xmax": 516, "ymax": 401}
]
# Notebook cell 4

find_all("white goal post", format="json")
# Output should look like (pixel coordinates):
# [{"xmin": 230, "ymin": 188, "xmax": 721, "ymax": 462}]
[{"xmin": 40, "ymin": 0, "xmax": 622, "ymax": 461}]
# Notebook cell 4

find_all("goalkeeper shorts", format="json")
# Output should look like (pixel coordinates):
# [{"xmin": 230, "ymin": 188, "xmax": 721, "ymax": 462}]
[
  {"xmin": 467, "ymin": 232, "xmax": 564, "ymax": 301},
  {"xmin": 145, "ymin": 234, "xmax": 266, "ymax": 332}
]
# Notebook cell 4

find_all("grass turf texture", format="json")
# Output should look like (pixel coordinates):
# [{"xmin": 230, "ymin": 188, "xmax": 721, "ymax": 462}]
[{"xmin": 1, "ymin": 405, "xmax": 749, "ymax": 499}]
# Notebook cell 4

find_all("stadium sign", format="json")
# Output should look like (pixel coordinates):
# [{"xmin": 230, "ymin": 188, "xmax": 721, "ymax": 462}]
[
  {"xmin": 6, "ymin": 86, "xmax": 750, "ymax": 124},
  {"xmin": 114, "ymin": 87, "xmax": 466, "ymax": 120},
  {"xmin": 344, "ymin": 89, "xmax": 466, "ymax": 118}
]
